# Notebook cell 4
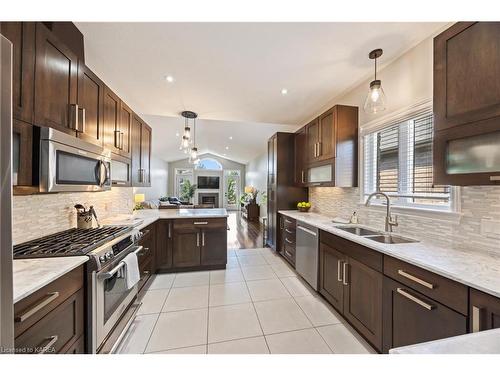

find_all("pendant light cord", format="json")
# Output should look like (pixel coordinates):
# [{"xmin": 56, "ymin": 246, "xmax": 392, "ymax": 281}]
[{"xmin": 374, "ymin": 56, "xmax": 377, "ymax": 81}]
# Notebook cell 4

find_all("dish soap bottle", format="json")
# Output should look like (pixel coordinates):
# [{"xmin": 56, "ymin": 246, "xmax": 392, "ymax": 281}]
[{"xmin": 350, "ymin": 211, "xmax": 359, "ymax": 224}]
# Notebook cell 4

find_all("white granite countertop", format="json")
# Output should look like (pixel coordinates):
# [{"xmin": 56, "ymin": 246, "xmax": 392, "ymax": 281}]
[
  {"xmin": 390, "ymin": 329, "xmax": 500, "ymax": 354},
  {"xmin": 279, "ymin": 210, "xmax": 500, "ymax": 298},
  {"xmin": 102, "ymin": 208, "xmax": 229, "ymax": 231},
  {"xmin": 13, "ymin": 257, "xmax": 88, "ymax": 303}
]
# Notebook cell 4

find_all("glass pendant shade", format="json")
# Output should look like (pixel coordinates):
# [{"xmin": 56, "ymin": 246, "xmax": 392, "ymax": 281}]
[
  {"xmin": 180, "ymin": 135, "xmax": 190, "ymax": 149},
  {"xmin": 364, "ymin": 79, "xmax": 386, "ymax": 114},
  {"xmin": 183, "ymin": 126, "xmax": 191, "ymax": 139}
]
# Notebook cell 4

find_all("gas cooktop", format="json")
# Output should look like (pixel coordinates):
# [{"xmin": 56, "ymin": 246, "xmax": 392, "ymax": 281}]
[{"xmin": 13, "ymin": 226, "xmax": 132, "ymax": 259}]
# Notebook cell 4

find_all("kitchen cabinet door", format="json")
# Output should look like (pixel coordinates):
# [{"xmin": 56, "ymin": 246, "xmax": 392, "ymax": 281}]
[
  {"xmin": 470, "ymin": 289, "xmax": 500, "ymax": 332},
  {"xmin": 200, "ymin": 228, "xmax": 227, "ymax": 266},
  {"xmin": 434, "ymin": 22, "xmax": 500, "ymax": 132},
  {"xmin": 141, "ymin": 123, "xmax": 152, "ymax": 187},
  {"xmin": 12, "ymin": 120, "xmax": 34, "ymax": 187},
  {"xmin": 343, "ymin": 256, "xmax": 383, "ymax": 351},
  {"xmin": 156, "ymin": 220, "xmax": 173, "ymax": 271},
  {"xmin": 306, "ymin": 117, "xmax": 320, "ymax": 162},
  {"xmin": 119, "ymin": 102, "xmax": 132, "ymax": 158},
  {"xmin": 103, "ymin": 87, "xmax": 121, "ymax": 154},
  {"xmin": 0, "ymin": 22, "xmax": 35, "ymax": 124},
  {"xmin": 318, "ymin": 242, "xmax": 345, "ymax": 313},
  {"xmin": 131, "ymin": 115, "xmax": 142, "ymax": 186},
  {"xmin": 318, "ymin": 107, "xmax": 335, "ymax": 160},
  {"xmin": 77, "ymin": 62, "xmax": 104, "ymax": 147},
  {"xmin": 382, "ymin": 276, "xmax": 467, "ymax": 353},
  {"xmin": 172, "ymin": 230, "xmax": 201, "ymax": 268},
  {"xmin": 34, "ymin": 22, "xmax": 78, "ymax": 133},
  {"xmin": 294, "ymin": 126, "xmax": 307, "ymax": 186}
]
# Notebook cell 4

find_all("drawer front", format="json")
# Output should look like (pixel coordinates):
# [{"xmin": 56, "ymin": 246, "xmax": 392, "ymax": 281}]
[
  {"xmin": 384, "ymin": 256, "xmax": 468, "ymax": 315},
  {"xmin": 14, "ymin": 265, "xmax": 84, "ymax": 337},
  {"xmin": 283, "ymin": 233, "xmax": 296, "ymax": 248},
  {"xmin": 138, "ymin": 257, "xmax": 153, "ymax": 292},
  {"xmin": 15, "ymin": 289, "xmax": 84, "ymax": 354},
  {"xmin": 283, "ymin": 216, "xmax": 296, "ymax": 230},
  {"xmin": 283, "ymin": 242, "xmax": 296, "ymax": 265},
  {"xmin": 383, "ymin": 276, "xmax": 467, "ymax": 352},
  {"xmin": 320, "ymin": 230, "xmax": 382, "ymax": 272},
  {"xmin": 173, "ymin": 218, "xmax": 227, "ymax": 231}
]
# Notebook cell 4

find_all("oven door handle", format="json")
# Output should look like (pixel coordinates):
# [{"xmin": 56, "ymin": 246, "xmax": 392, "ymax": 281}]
[
  {"xmin": 98, "ymin": 261, "xmax": 126, "ymax": 280},
  {"xmin": 133, "ymin": 246, "xmax": 144, "ymax": 255}
]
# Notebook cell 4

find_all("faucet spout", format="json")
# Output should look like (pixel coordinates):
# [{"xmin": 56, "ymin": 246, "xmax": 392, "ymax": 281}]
[{"xmin": 365, "ymin": 191, "xmax": 398, "ymax": 232}]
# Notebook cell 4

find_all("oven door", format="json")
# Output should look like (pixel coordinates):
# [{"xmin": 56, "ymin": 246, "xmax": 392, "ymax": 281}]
[
  {"xmin": 95, "ymin": 255, "xmax": 139, "ymax": 350},
  {"xmin": 40, "ymin": 136, "xmax": 111, "ymax": 193}
]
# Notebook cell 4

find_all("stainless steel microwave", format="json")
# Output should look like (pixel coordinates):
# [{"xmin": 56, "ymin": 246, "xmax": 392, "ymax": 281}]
[{"xmin": 39, "ymin": 127, "xmax": 111, "ymax": 193}]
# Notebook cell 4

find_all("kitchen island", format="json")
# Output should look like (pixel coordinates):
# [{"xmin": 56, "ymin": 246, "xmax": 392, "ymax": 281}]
[{"xmin": 105, "ymin": 208, "xmax": 230, "ymax": 274}]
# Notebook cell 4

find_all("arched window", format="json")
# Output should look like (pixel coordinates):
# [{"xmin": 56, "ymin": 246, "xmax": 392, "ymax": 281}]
[{"xmin": 196, "ymin": 158, "xmax": 223, "ymax": 170}]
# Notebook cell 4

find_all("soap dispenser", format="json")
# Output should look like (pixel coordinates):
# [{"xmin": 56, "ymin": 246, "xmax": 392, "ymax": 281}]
[{"xmin": 350, "ymin": 211, "xmax": 359, "ymax": 224}]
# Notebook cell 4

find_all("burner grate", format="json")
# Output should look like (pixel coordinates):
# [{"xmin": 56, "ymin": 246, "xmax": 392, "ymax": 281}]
[{"xmin": 13, "ymin": 226, "xmax": 131, "ymax": 259}]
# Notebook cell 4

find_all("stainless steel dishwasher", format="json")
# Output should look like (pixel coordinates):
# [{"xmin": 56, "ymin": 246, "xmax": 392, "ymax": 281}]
[{"xmin": 295, "ymin": 221, "xmax": 319, "ymax": 290}]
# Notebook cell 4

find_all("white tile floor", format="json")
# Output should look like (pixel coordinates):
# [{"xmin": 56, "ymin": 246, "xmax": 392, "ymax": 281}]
[{"xmin": 116, "ymin": 247, "xmax": 375, "ymax": 354}]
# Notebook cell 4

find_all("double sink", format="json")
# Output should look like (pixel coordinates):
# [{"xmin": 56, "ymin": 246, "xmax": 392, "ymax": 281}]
[{"xmin": 336, "ymin": 226, "xmax": 419, "ymax": 244}]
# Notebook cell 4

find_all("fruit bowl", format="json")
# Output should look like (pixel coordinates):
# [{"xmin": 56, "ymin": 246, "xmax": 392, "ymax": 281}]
[
  {"xmin": 298, "ymin": 206, "xmax": 310, "ymax": 212},
  {"xmin": 297, "ymin": 201, "xmax": 311, "ymax": 212}
]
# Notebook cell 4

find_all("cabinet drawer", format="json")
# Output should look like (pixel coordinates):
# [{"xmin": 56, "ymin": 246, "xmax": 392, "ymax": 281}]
[
  {"xmin": 320, "ymin": 230, "xmax": 382, "ymax": 272},
  {"xmin": 283, "ymin": 234, "xmax": 296, "ymax": 248},
  {"xmin": 283, "ymin": 242, "xmax": 296, "ymax": 265},
  {"xmin": 173, "ymin": 218, "xmax": 227, "ymax": 230},
  {"xmin": 15, "ymin": 288, "xmax": 84, "ymax": 354},
  {"xmin": 384, "ymin": 256, "xmax": 468, "ymax": 315},
  {"xmin": 14, "ymin": 265, "xmax": 84, "ymax": 337},
  {"xmin": 283, "ymin": 217, "xmax": 296, "ymax": 230},
  {"xmin": 138, "ymin": 257, "xmax": 153, "ymax": 292}
]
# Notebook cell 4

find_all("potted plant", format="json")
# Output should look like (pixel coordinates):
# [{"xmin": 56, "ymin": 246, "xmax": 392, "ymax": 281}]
[{"xmin": 180, "ymin": 180, "xmax": 197, "ymax": 204}]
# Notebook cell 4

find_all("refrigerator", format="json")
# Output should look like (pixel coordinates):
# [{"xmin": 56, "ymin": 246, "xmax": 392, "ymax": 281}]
[{"xmin": 0, "ymin": 33, "xmax": 14, "ymax": 352}]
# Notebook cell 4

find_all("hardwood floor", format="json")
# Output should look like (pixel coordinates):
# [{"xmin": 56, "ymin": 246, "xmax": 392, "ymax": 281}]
[{"xmin": 227, "ymin": 211, "xmax": 265, "ymax": 249}]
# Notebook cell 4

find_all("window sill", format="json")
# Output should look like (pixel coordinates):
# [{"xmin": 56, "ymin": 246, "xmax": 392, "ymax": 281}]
[{"xmin": 357, "ymin": 202, "xmax": 463, "ymax": 224}]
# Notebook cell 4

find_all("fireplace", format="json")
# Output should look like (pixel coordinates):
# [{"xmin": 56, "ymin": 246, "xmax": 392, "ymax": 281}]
[{"xmin": 198, "ymin": 193, "xmax": 219, "ymax": 208}]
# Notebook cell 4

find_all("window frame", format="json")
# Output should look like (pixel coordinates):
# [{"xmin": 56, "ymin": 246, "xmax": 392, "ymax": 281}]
[{"xmin": 358, "ymin": 99, "xmax": 461, "ymax": 219}]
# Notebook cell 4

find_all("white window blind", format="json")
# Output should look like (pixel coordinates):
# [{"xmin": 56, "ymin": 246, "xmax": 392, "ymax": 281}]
[{"xmin": 363, "ymin": 112, "xmax": 451, "ymax": 209}]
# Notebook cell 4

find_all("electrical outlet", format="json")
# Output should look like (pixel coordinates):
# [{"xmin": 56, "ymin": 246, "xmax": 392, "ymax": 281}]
[{"xmin": 480, "ymin": 218, "xmax": 500, "ymax": 239}]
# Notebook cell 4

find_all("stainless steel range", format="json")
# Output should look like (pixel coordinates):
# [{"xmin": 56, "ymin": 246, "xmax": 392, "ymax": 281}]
[{"xmin": 13, "ymin": 226, "xmax": 145, "ymax": 353}]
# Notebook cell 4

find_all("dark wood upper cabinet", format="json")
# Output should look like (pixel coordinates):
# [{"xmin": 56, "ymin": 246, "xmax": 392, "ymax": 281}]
[
  {"xmin": 433, "ymin": 22, "xmax": 500, "ymax": 185},
  {"xmin": 294, "ymin": 125, "xmax": 307, "ymax": 186},
  {"xmin": 41, "ymin": 22, "xmax": 84, "ymax": 62},
  {"xmin": 77, "ymin": 62, "xmax": 104, "ymax": 147},
  {"xmin": 0, "ymin": 22, "xmax": 35, "ymax": 124},
  {"xmin": 318, "ymin": 108, "xmax": 335, "ymax": 160},
  {"xmin": 141, "ymin": 124, "xmax": 152, "ymax": 186},
  {"xmin": 119, "ymin": 102, "xmax": 133, "ymax": 158},
  {"xmin": 34, "ymin": 22, "xmax": 78, "ymax": 134},
  {"xmin": 131, "ymin": 115, "xmax": 143, "ymax": 186},
  {"xmin": 470, "ymin": 289, "xmax": 500, "ymax": 333},
  {"xmin": 103, "ymin": 86, "xmax": 121, "ymax": 154},
  {"xmin": 306, "ymin": 117, "xmax": 320, "ymax": 162}
]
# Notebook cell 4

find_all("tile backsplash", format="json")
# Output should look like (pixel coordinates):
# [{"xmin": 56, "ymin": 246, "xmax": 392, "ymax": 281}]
[
  {"xmin": 13, "ymin": 188, "xmax": 134, "ymax": 244},
  {"xmin": 309, "ymin": 186, "xmax": 500, "ymax": 255}
]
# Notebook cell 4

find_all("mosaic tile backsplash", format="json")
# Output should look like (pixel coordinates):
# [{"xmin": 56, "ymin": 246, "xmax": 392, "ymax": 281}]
[
  {"xmin": 13, "ymin": 188, "xmax": 134, "ymax": 244},
  {"xmin": 309, "ymin": 186, "xmax": 500, "ymax": 255}
]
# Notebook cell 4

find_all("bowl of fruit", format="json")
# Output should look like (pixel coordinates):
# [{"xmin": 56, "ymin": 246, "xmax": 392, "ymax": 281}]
[{"xmin": 297, "ymin": 201, "xmax": 311, "ymax": 212}]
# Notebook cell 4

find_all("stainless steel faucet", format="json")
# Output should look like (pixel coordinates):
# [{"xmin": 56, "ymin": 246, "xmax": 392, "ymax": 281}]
[{"xmin": 365, "ymin": 192, "xmax": 398, "ymax": 232}]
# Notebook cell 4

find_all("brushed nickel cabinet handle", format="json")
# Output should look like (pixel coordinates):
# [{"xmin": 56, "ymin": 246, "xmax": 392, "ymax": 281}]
[
  {"xmin": 285, "ymin": 238, "xmax": 293, "ymax": 244},
  {"xmin": 120, "ymin": 132, "xmax": 124, "ymax": 150},
  {"xmin": 337, "ymin": 260, "xmax": 343, "ymax": 282},
  {"xmin": 285, "ymin": 219, "xmax": 292, "ymax": 224},
  {"xmin": 38, "ymin": 335, "xmax": 58, "ymax": 354},
  {"xmin": 396, "ymin": 288, "xmax": 435, "ymax": 311},
  {"xmin": 15, "ymin": 292, "xmax": 60, "ymax": 322},
  {"xmin": 194, "ymin": 221, "xmax": 208, "ymax": 225},
  {"xmin": 69, "ymin": 104, "xmax": 79, "ymax": 131},
  {"xmin": 168, "ymin": 223, "xmax": 172, "ymax": 238},
  {"xmin": 397, "ymin": 270, "xmax": 435, "ymax": 290},
  {"xmin": 114, "ymin": 129, "xmax": 121, "ymax": 149},
  {"xmin": 202, "ymin": 232, "xmax": 205, "ymax": 246},
  {"xmin": 342, "ymin": 262, "xmax": 349, "ymax": 286},
  {"xmin": 490, "ymin": 176, "xmax": 500, "ymax": 181},
  {"xmin": 301, "ymin": 170, "xmax": 305, "ymax": 183},
  {"xmin": 472, "ymin": 305, "xmax": 482, "ymax": 333},
  {"xmin": 318, "ymin": 142, "xmax": 322, "ymax": 156},
  {"xmin": 285, "ymin": 228, "xmax": 293, "ymax": 234},
  {"xmin": 197, "ymin": 233, "xmax": 200, "ymax": 247},
  {"xmin": 285, "ymin": 250, "xmax": 293, "ymax": 258}
]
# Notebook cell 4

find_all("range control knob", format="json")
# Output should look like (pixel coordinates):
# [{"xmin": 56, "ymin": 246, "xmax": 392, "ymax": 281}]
[
  {"xmin": 99, "ymin": 256, "xmax": 106, "ymax": 263},
  {"xmin": 105, "ymin": 252, "xmax": 113, "ymax": 260}
]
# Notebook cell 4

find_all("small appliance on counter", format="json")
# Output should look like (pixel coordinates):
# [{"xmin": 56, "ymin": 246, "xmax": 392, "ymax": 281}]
[{"xmin": 75, "ymin": 204, "xmax": 100, "ymax": 229}]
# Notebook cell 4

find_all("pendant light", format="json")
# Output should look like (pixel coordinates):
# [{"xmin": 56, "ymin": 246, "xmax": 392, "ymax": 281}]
[
  {"xmin": 364, "ymin": 48, "xmax": 386, "ymax": 114},
  {"xmin": 179, "ymin": 111, "xmax": 196, "ymax": 151}
]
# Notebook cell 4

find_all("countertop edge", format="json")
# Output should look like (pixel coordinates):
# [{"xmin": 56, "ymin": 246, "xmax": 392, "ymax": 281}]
[{"xmin": 278, "ymin": 210, "xmax": 500, "ymax": 299}]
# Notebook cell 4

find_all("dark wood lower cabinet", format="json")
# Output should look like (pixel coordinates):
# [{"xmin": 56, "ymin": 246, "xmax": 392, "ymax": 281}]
[
  {"xmin": 137, "ymin": 223, "xmax": 156, "ymax": 292},
  {"xmin": 319, "ymin": 243, "xmax": 344, "ymax": 312},
  {"xmin": 172, "ymin": 230, "xmax": 201, "ymax": 268},
  {"xmin": 155, "ymin": 220, "xmax": 173, "ymax": 271},
  {"xmin": 382, "ymin": 276, "xmax": 467, "ymax": 353},
  {"xmin": 200, "ymin": 228, "xmax": 227, "ymax": 266},
  {"xmin": 343, "ymin": 257, "xmax": 383, "ymax": 350},
  {"xmin": 470, "ymin": 288, "xmax": 500, "ymax": 332}
]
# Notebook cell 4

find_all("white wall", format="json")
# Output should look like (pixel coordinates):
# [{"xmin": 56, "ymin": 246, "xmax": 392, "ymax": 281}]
[
  {"xmin": 134, "ymin": 156, "xmax": 169, "ymax": 201},
  {"xmin": 245, "ymin": 151, "xmax": 268, "ymax": 218}
]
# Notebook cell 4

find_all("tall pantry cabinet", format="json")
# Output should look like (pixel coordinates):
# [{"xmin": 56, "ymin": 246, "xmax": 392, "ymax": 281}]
[{"xmin": 266, "ymin": 132, "xmax": 308, "ymax": 251}]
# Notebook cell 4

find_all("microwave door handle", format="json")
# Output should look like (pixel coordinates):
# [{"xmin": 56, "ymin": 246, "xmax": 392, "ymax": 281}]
[
  {"xmin": 97, "ymin": 160, "xmax": 107, "ymax": 186},
  {"xmin": 102, "ymin": 161, "xmax": 110, "ymax": 186}
]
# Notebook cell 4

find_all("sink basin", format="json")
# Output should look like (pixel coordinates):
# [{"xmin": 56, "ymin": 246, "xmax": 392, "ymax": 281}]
[
  {"xmin": 366, "ymin": 234, "xmax": 419, "ymax": 244},
  {"xmin": 338, "ymin": 226, "xmax": 381, "ymax": 236}
]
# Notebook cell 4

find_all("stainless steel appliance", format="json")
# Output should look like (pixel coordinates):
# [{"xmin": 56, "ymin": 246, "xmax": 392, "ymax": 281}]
[
  {"xmin": 13, "ymin": 226, "xmax": 145, "ymax": 353},
  {"xmin": 39, "ymin": 127, "xmax": 111, "ymax": 193},
  {"xmin": 295, "ymin": 221, "xmax": 319, "ymax": 290},
  {"xmin": 0, "ymin": 33, "xmax": 14, "ymax": 352}
]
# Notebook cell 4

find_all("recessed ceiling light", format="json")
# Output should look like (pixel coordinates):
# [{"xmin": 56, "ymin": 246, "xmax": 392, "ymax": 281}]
[
  {"xmin": 281, "ymin": 88, "xmax": 288, "ymax": 95},
  {"xmin": 175, "ymin": 132, "xmax": 179, "ymax": 137},
  {"xmin": 229, "ymin": 136, "xmax": 233, "ymax": 140},
  {"xmin": 225, "ymin": 146, "xmax": 229, "ymax": 150},
  {"xmin": 223, "ymin": 153, "xmax": 226, "ymax": 156},
  {"xmin": 165, "ymin": 75, "xmax": 174, "ymax": 83}
]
